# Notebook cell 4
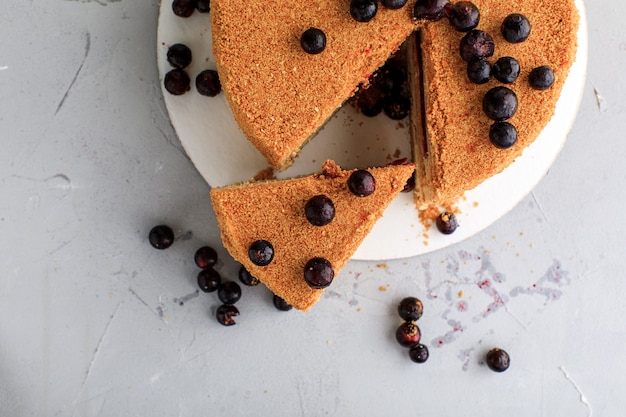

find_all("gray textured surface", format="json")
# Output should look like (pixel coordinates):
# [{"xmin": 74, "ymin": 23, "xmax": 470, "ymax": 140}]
[{"xmin": 1, "ymin": 1, "xmax": 624, "ymax": 416}]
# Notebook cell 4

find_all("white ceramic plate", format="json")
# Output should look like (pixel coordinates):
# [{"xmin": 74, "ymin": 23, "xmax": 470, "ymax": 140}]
[{"xmin": 156, "ymin": 0, "xmax": 587, "ymax": 261}]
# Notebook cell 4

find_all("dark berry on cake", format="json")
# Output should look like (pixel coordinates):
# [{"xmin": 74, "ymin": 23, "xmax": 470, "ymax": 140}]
[
  {"xmin": 446, "ymin": 1, "xmax": 480, "ymax": 32},
  {"xmin": 460, "ymin": 29, "xmax": 495, "ymax": 62},
  {"xmin": 305, "ymin": 195, "xmax": 336, "ymax": 226},
  {"xmin": 348, "ymin": 170, "xmax": 376, "ymax": 197},
  {"xmin": 489, "ymin": 121, "xmax": 518, "ymax": 149},
  {"xmin": 196, "ymin": 69, "xmax": 221, "ymax": 96},
  {"xmin": 467, "ymin": 58, "xmax": 491, "ymax": 84},
  {"xmin": 148, "ymin": 225, "xmax": 174, "ymax": 249},
  {"xmin": 414, "ymin": 0, "xmax": 449, "ymax": 21},
  {"xmin": 396, "ymin": 322, "xmax": 421, "ymax": 348},
  {"xmin": 381, "ymin": 0, "xmax": 408, "ymax": 10},
  {"xmin": 398, "ymin": 297, "xmax": 424, "ymax": 321},
  {"xmin": 167, "ymin": 43, "xmax": 192, "ymax": 69},
  {"xmin": 248, "ymin": 240, "xmax": 274, "ymax": 266},
  {"xmin": 238, "ymin": 265, "xmax": 260, "ymax": 286},
  {"xmin": 529, "ymin": 65, "xmax": 555, "ymax": 90},
  {"xmin": 300, "ymin": 28, "xmax": 326, "ymax": 54},
  {"xmin": 172, "ymin": 0, "xmax": 197, "ymax": 17},
  {"xmin": 436, "ymin": 211, "xmax": 459, "ymax": 234},
  {"xmin": 273, "ymin": 294, "xmax": 294, "ymax": 311},
  {"xmin": 492, "ymin": 56, "xmax": 520, "ymax": 84},
  {"xmin": 304, "ymin": 257, "xmax": 335, "ymax": 289},
  {"xmin": 501, "ymin": 13, "xmax": 531, "ymax": 43},
  {"xmin": 482, "ymin": 86, "xmax": 518, "ymax": 121},
  {"xmin": 216, "ymin": 304, "xmax": 239, "ymax": 326},
  {"xmin": 197, "ymin": 268, "xmax": 221, "ymax": 293},
  {"xmin": 194, "ymin": 246, "xmax": 218, "ymax": 269},
  {"xmin": 350, "ymin": 0, "xmax": 378, "ymax": 22},
  {"xmin": 486, "ymin": 348, "xmax": 510, "ymax": 372},
  {"xmin": 164, "ymin": 69, "xmax": 191, "ymax": 95},
  {"xmin": 409, "ymin": 344, "xmax": 430, "ymax": 363},
  {"xmin": 217, "ymin": 281, "xmax": 242, "ymax": 305}
]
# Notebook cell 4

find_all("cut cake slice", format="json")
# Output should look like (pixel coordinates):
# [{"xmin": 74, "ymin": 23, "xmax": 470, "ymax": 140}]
[
  {"xmin": 211, "ymin": 0, "xmax": 418, "ymax": 169},
  {"xmin": 210, "ymin": 160, "xmax": 415, "ymax": 311},
  {"xmin": 407, "ymin": 0, "xmax": 579, "ymax": 208}
]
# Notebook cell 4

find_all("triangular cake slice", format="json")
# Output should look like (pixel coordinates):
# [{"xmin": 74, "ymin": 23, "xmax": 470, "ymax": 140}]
[
  {"xmin": 210, "ymin": 161, "xmax": 415, "ymax": 311},
  {"xmin": 211, "ymin": 0, "xmax": 418, "ymax": 169},
  {"xmin": 407, "ymin": 0, "xmax": 579, "ymax": 208}
]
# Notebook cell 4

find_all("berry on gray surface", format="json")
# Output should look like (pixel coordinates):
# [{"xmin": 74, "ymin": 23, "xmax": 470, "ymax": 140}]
[
  {"xmin": 217, "ymin": 280, "xmax": 242, "ymax": 305},
  {"xmin": 409, "ymin": 344, "xmax": 430, "ymax": 363},
  {"xmin": 395, "ymin": 321, "xmax": 421, "ymax": 348},
  {"xmin": 486, "ymin": 348, "xmax": 510, "ymax": 372},
  {"xmin": 197, "ymin": 268, "xmax": 221, "ymax": 293},
  {"xmin": 398, "ymin": 297, "xmax": 424, "ymax": 321},
  {"xmin": 238, "ymin": 265, "xmax": 260, "ymax": 286},
  {"xmin": 273, "ymin": 294, "xmax": 293, "ymax": 311},
  {"xmin": 148, "ymin": 225, "xmax": 175, "ymax": 249},
  {"xmin": 216, "ymin": 304, "xmax": 239, "ymax": 326},
  {"xmin": 194, "ymin": 246, "xmax": 218, "ymax": 269}
]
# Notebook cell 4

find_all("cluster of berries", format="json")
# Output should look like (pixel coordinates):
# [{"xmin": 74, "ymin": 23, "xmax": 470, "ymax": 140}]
[
  {"xmin": 164, "ymin": 43, "xmax": 222, "ymax": 97},
  {"xmin": 395, "ymin": 295, "xmax": 511, "ymax": 371},
  {"xmin": 395, "ymin": 297, "xmax": 430, "ymax": 363},
  {"xmin": 148, "ymin": 225, "xmax": 291, "ymax": 327}
]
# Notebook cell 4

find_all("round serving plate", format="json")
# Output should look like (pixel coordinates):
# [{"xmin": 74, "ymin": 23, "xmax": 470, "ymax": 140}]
[{"xmin": 156, "ymin": 0, "xmax": 587, "ymax": 260}]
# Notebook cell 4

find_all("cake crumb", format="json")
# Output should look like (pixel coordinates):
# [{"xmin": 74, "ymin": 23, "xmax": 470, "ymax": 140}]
[
  {"xmin": 379, "ymin": 285, "xmax": 388, "ymax": 292},
  {"xmin": 326, "ymin": 339, "xmax": 333, "ymax": 345},
  {"xmin": 458, "ymin": 290, "xmax": 464, "ymax": 298},
  {"xmin": 356, "ymin": 307, "xmax": 362, "ymax": 312},
  {"xmin": 473, "ymin": 201, "xmax": 479, "ymax": 207},
  {"xmin": 376, "ymin": 263, "xmax": 388, "ymax": 269},
  {"xmin": 251, "ymin": 167, "xmax": 275, "ymax": 182}
]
